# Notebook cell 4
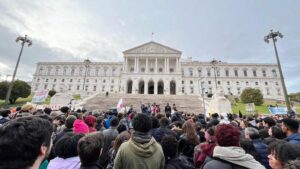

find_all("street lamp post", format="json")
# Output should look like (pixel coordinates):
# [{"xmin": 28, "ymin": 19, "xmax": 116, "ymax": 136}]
[
  {"xmin": 210, "ymin": 59, "xmax": 218, "ymax": 91},
  {"xmin": 82, "ymin": 59, "xmax": 91, "ymax": 92},
  {"xmin": 198, "ymin": 78, "xmax": 206, "ymax": 115},
  {"xmin": 264, "ymin": 30, "xmax": 291, "ymax": 112},
  {"xmin": 5, "ymin": 35, "xmax": 32, "ymax": 106}
]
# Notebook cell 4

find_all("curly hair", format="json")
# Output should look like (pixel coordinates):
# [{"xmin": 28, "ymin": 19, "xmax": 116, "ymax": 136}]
[{"xmin": 215, "ymin": 124, "xmax": 240, "ymax": 147}]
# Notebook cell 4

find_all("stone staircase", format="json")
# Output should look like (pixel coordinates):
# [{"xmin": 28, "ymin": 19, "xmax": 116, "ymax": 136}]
[{"xmin": 82, "ymin": 93, "xmax": 204, "ymax": 114}]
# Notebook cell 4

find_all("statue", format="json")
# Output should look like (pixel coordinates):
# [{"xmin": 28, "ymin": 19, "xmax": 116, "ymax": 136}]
[{"xmin": 207, "ymin": 88, "xmax": 232, "ymax": 117}]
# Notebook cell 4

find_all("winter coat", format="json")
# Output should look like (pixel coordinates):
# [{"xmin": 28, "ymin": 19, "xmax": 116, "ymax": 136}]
[
  {"xmin": 113, "ymin": 133, "xmax": 165, "ymax": 169},
  {"xmin": 193, "ymin": 143, "xmax": 216, "ymax": 168},
  {"xmin": 285, "ymin": 133, "xmax": 300, "ymax": 145},
  {"xmin": 252, "ymin": 139, "xmax": 271, "ymax": 169},
  {"xmin": 202, "ymin": 146, "xmax": 265, "ymax": 169},
  {"xmin": 80, "ymin": 161, "xmax": 105, "ymax": 169},
  {"xmin": 47, "ymin": 156, "xmax": 81, "ymax": 169},
  {"xmin": 178, "ymin": 135, "xmax": 198, "ymax": 162},
  {"xmin": 166, "ymin": 155, "xmax": 195, "ymax": 169},
  {"xmin": 100, "ymin": 127, "xmax": 118, "ymax": 166},
  {"xmin": 152, "ymin": 126, "xmax": 178, "ymax": 143}
]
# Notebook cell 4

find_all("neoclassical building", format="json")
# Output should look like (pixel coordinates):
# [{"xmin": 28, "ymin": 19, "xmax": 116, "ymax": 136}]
[{"xmin": 32, "ymin": 41, "xmax": 284, "ymax": 100}]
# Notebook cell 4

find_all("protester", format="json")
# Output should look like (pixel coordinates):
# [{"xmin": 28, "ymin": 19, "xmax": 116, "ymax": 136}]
[
  {"xmin": 268, "ymin": 141, "xmax": 300, "ymax": 169},
  {"xmin": 152, "ymin": 117, "xmax": 177, "ymax": 143},
  {"xmin": 281, "ymin": 118, "xmax": 300, "ymax": 145},
  {"xmin": 114, "ymin": 113, "xmax": 165, "ymax": 169},
  {"xmin": 202, "ymin": 124, "xmax": 265, "ymax": 169},
  {"xmin": 0, "ymin": 109, "xmax": 11, "ymax": 124},
  {"xmin": 245, "ymin": 127, "xmax": 270, "ymax": 169},
  {"xmin": 48, "ymin": 133, "xmax": 84, "ymax": 169},
  {"xmin": 77, "ymin": 132, "xmax": 105, "ymax": 169},
  {"xmin": 84, "ymin": 115, "xmax": 97, "ymax": 133},
  {"xmin": 161, "ymin": 135, "xmax": 195, "ymax": 169},
  {"xmin": 54, "ymin": 115, "xmax": 77, "ymax": 144},
  {"xmin": 0, "ymin": 116, "xmax": 53, "ymax": 169}
]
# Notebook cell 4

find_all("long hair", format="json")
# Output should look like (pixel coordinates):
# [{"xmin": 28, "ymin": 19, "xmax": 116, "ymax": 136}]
[
  {"xmin": 182, "ymin": 121, "xmax": 200, "ymax": 145},
  {"xmin": 113, "ymin": 131, "xmax": 131, "ymax": 153}
]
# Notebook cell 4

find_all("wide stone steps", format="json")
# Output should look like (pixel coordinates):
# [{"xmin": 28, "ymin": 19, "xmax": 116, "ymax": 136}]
[{"xmin": 83, "ymin": 93, "xmax": 204, "ymax": 114}]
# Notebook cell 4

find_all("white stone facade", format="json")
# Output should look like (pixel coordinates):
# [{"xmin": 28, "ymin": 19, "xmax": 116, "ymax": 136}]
[{"xmin": 32, "ymin": 41, "xmax": 284, "ymax": 100}]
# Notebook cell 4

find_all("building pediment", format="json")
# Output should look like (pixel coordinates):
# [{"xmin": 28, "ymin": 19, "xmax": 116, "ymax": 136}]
[{"xmin": 123, "ymin": 41, "xmax": 181, "ymax": 54}]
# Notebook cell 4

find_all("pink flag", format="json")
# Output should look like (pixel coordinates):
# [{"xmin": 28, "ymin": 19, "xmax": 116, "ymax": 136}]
[{"xmin": 117, "ymin": 98, "xmax": 124, "ymax": 109}]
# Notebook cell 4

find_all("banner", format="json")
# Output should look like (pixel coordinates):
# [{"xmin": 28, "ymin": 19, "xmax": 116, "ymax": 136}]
[
  {"xmin": 268, "ymin": 106, "xmax": 287, "ymax": 115},
  {"xmin": 32, "ymin": 90, "xmax": 49, "ymax": 103}
]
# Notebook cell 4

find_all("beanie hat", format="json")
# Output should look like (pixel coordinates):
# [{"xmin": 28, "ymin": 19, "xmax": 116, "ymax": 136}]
[
  {"xmin": 73, "ymin": 119, "xmax": 89, "ymax": 134},
  {"xmin": 85, "ymin": 115, "xmax": 96, "ymax": 127}
]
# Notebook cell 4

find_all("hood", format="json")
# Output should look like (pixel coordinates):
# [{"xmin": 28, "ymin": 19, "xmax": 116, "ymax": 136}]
[
  {"xmin": 284, "ymin": 158, "xmax": 300, "ymax": 169},
  {"xmin": 213, "ymin": 146, "xmax": 265, "ymax": 169},
  {"xmin": 287, "ymin": 133, "xmax": 300, "ymax": 140},
  {"xmin": 128, "ymin": 137, "xmax": 159, "ymax": 157}
]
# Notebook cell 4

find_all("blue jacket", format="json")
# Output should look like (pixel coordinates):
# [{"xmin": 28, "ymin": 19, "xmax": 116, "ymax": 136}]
[
  {"xmin": 286, "ymin": 133, "xmax": 300, "ymax": 145},
  {"xmin": 252, "ymin": 139, "xmax": 271, "ymax": 169}
]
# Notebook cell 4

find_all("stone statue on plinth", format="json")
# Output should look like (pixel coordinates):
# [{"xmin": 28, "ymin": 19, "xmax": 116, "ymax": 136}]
[{"xmin": 207, "ymin": 88, "xmax": 232, "ymax": 117}]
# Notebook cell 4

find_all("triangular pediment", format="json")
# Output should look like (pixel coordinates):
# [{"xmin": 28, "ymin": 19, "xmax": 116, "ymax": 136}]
[{"xmin": 123, "ymin": 41, "xmax": 181, "ymax": 54}]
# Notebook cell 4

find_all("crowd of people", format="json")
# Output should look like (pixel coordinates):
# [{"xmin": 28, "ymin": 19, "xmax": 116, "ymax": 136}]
[{"xmin": 0, "ymin": 102, "xmax": 300, "ymax": 169}]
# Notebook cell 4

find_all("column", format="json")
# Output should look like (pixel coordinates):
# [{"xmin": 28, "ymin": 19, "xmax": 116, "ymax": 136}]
[
  {"xmin": 178, "ymin": 57, "xmax": 181, "ymax": 73},
  {"xmin": 176, "ymin": 57, "xmax": 179, "ymax": 72},
  {"xmin": 124, "ymin": 57, "xmax": 128, "ymax": 72},
  {"xmin": 155, "ymin": 57, "xmax": 158, "ymax": 73},
  {"xmin": 167, "ymin": 57, "xmax": 170, "ymax": 73},
  {"xmin": 144, "ymin": 80, "xmax": 148, "ymax": 94},
  {"xmin": 146, "ymin": 57, "xmax": 149, "ymax": 73},
  {"xmin": 134, "ymin": 57, "xmax": 137, "ymax": 73},
  {"xmin": 164, "ymin": 57, "xmax": 167, "ymax": 73},
  {"xmin": 137, "ymin": 57, "xmax": 139, "ymax": 73}
]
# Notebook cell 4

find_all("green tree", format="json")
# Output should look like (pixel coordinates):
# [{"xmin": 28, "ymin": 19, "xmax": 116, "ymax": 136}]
[
  {"xmin": 0, "ymin": 80, "xmax": 31, "ymax": 104},
  {"xmin": 240, "ymin": 88, "xmax": 263, "ymax": 106},
  {"xmin": 48, "ymin": 90, "xmax": 57, "ymax": 97}
]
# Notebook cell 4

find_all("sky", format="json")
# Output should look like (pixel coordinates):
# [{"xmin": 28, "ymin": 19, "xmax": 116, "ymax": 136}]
[{"xmin": 0, "ymin": 0, "xmax": 299, "ymax": 93}]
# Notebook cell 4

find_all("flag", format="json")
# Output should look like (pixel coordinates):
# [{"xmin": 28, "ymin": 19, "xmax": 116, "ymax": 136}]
[{"xmin": 117, "ymin": 98, "xmax": 124, "ymax": 110}]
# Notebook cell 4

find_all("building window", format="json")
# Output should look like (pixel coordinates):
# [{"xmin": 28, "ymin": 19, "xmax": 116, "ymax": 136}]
[
  {"xmin": 77, "ymin": 85, "xmax": 80, "ymax": 90},
  {"xmin": 47, "ymin": 67, "xmax": 52, "ymax": 75},
  {"xmin": 159, "ymin": 68, "xmax": 163, "ymax": 72},
  {"xmin": 236, "ymin": 81, "xmax": 239, "ymax": 85},
  {"xmin": 208, "ymin": 81, "xmax": 211, "ymax": 85},
  {"xmin": 182, "ymin": 80, "xmax": 184, "ymax": 84},
  {"xmin": 71, "ymin": 68, "xmax": 75, "ymax": 75},
  {"xmin": 253, "ymin": 70, "xmax": 257, "ymax": 77},
  {"xmin": 234, "ymin": 70, "xmax": 238, "ymax": 77},
  {"xmin": 96, "ymin": 69, "xmax": 99, "ymax": 76},
  {"xmin": 87, "ymin": 69, "xmax": 90, "ymax": 76},
  {"xmin": 198, "ymin": 69, "xmax": 202, "ymax": 77},
  {"xmin": 182, "ymin": 87, "xmax": 185, "ymax": 93},
  {"xmin": 243, "ymin": 70, "xmax": 248, "ymax": 77},
  {"xmin": 170, "ymin": 68, "xmax": 174, "ymax": 72},
  {"xmin": 255, "ymin": 82, "xmax": 259, "ymax": 85},
  {"xmin": 227, "ymin": 81, "xmax": 230, "ymax": 85},
  {"xmin": 112, "ymin": 68, "xmax": 116, "ymax": 76},
  {"xmin": 86, "ymin": 79, "xmax": 89, "ymax": 83},
  {"xmin": 190, "ymin": 80, "xmax": 193, "ymax": 85},
  {"xmin": 218, "ymin": 81, "xmax": 221, "ymax": 85},
  {"xmin": 150, "ymin": 68, "xmax": 154, "ymax": 72},
  {"xmin": 111, "ymin": 79, "xmax": 114, "ymax": 83},
  {"xmin": 225, "ymin": 70, "xmax": 229, "ymax": 77},
  {"xmin": 55, "ymin": 68, "xmax": 59, "ymax": 75},
  {"xmin": 265, "ymin": 82, "xmax": 268, "ymax": 86},
  {"xmin": 216, "ymin": 69, "xmax": 220, "ymax": 77},
  {"xmin": 110, "ymin": 86, "xmax": 114, "ymax": 92},
  {"xmin": 44, "ymin": 84, "xmax": 48, "ymax": 89},
  {"xmin": 85, "ymin": 85, "xmax": 88, "ymax": 91},
  {"xmin": 272, "ymin": 69, "xmax": 277, "ymax": 78},
  {"xmin": 103, "ymin": 79, "xmax": 106, "ymax": 83},
  {"xmin": 52, "ymin": 84, "xmax": 56, "ymax": 90},
  {"xmin": 54, "ymin": 79, "xmax": 57, "ymax": 82},
  {"xmin": 102, "ymin": 86, "xmax": 105, "ymax": 92},
  {"xmin": 207, "ymin": 69, "xmax": 211, "ymax": 77},
  {"xmin": 104, "ymin": 68, "xmax": 108, "ymax": 76},
  {"xmin": 34, "ymin": 85, "xmax": 38, "ymax": 91},
  {"xmin": 93, "ymin": 86, "xmax": 97, "ymax": 91},
  {"xmin": 266, "ymin": 89, "xmax": 270, "ymax": 95},
  {"xmin": 78, "ymin": 79, "xmax": 81, "ymax": 83},
  {"xmin": 237, "ymin": 88, "xmax": 241, "ymax": 95},
  {"xmin": 62, "ymin": 79, "xmax": 65, "ymax": 82},
  {"xmin": 190, "ymin": 87, "xmax": 194, "ymax": 94},
  {"xmin": 262, "ymin": 70, "xmax": 267, "ymax": 77},
  {"xmin": 246, "ymin": 81, "xmax": 249, "ymax": 86},
  {"xmin": 189, "ymin": 68, "xmax": 193, "ymax": 76},
  {"xmin": 275, "ymin": 82, "xmax": 279, "ymax": 86},
  {"xmin": 277, "ymin": 89, "xmax": 281, "ymax": 95},
  {"xmin": 68, "ymin": 85, "xmax": 72, "ymax": 91},
  {"xmin": 79, "ymin": 68, "xmax": 83, "ymax": 76},
  {"xmin": 70, "ymin": 79, "xmax": 73, "ymax": 82},
  {"xmin": 95, "ymin": 79, "xmax": 97, "ymax": 83},
  {"xmin": 45, "ymin": 79, "xmax": 47, "ymax": 82},
  {"xmin": 63, "ymin": 68, "xmax": 67, "ymax": 75},
  {"xmin": 141, "ymin": 68, "xmax": 145, "ymax": 72}
]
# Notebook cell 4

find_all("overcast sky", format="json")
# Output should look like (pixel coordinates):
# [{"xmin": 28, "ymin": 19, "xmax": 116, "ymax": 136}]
[{"xmin": 0, "ymin": 0, "xmax": 299, "ymax": 93}]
